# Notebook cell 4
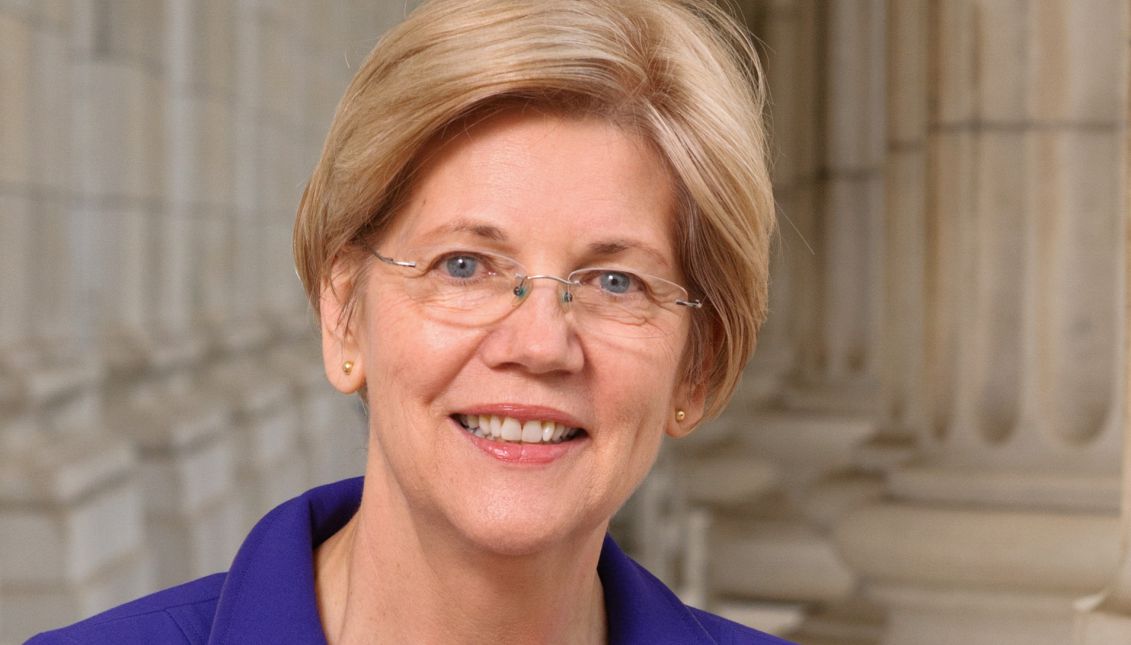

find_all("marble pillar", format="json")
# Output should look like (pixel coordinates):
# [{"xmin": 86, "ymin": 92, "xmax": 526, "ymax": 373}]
[
  {"xmin": 0, "ymin": 3, "xmax": 150, "ymax": 641},
  {"xmin": 1074, "ymin": 2, "xmax": 1131, "ymax": 641},
  {"xmin": 0, "ymin": 3, "xmax": 395, "ymax": 640},
  {"xmin": 836, "ymin": 2, "xmax": 1129, "ymax": 643},
  {"xmin": 105, "ymin": 0, "xmax": 244, "ymax": 589},
  {"xmin": 654, "ymin": 3, "xmax": 885, "ymax": 641},
  {"xmin": 866, "ymin": 0, "xmax": 929, "ymax": 469}
]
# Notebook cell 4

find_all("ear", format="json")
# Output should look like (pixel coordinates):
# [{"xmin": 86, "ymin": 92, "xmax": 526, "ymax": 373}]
[
  {"xmin": 666, "ymin": 377, "xmax": 707, "ymax": 439},
  {"xmin": 319, "ymin": 259, "xmax": 367, "ymax": 395}
]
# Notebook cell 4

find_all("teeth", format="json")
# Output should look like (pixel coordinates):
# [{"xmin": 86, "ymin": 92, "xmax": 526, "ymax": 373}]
[
  {"xmin": 501, "ymin": 417, "xmax": 522, "ymax": 441},
  {"xmin": 457, "ymin": 415, "xmax": 582, "ymax": 444},
  {"xmin": 521, "ymin": 420, "xmax": 542, "ymax": 442}
]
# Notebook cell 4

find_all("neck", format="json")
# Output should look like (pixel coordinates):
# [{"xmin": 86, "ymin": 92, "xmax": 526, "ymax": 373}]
[{"xmin": 314, "ymin": 476, "xmax": 608, "ymax": 645}]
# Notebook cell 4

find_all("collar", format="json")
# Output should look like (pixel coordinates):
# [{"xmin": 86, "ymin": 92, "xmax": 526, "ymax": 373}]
[{"xmin": 208, "ymin": 477, "xmax": 717, "ymax": 644}]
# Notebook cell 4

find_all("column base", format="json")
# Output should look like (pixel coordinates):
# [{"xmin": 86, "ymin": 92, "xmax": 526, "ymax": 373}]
[
  {"xmin": 735, "ymin": 409, "xmax": 876, "ymax": 487},
  {"xmin": 890, "ymin": 465, "xmax": 1120, "ymax": 513},
  {"xmin": 713, "ymin": 599, "xmax": 806, "ymax": 637},
  {"xmin": 786, "ymin": 598, "xmax": 885, "ymax": 645},
  {"xmin": 677, "ymin": 440, "xmax": 780, "ymax": 507},
  {"xmin": 2, "ymin": 550, "xmax": 151, "ymax": 644},
  {"xmin": 781, "ymin": 378, "xmax": 880, "ymax": 415},
  {"xmin": 1075, "ymin": 603, "xmax": 1131, "ymax": 645},
  {"xmin": 710, "ymin": 516, "xmax": 856, "ymax": 603},
  {"xmin": 836, "ymin": 502, "xmax": 1121, "ymax": 645},
  {"xmin": 0, "ymin": 433, "xmax": 149, "ymax": 642},
  {"xmin": 872, "ymin": 584, "xmax": 1080, "ymax": 645},
  {"xmin": 207, "ymin": 358, "xmax": 304, "ymax": 528}
]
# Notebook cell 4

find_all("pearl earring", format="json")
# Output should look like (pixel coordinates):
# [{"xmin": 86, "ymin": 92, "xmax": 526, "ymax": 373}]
[{"xmin": 675, "ymin": 409, "xmax": 686, "ymax": 422}]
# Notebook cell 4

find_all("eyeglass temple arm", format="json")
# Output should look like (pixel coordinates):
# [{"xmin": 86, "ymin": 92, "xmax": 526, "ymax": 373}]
[
  {"xmin": 370, "ymin": 247, "xmax": 417, "ymax": 268},
  {"xmin": 676, "ymin": 299, "xmax": 703, "ymax": 309}
]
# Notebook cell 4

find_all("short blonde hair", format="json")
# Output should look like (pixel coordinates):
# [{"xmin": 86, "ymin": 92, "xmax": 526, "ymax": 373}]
[{"xmin": 294, "ymin": 0, "xmax": 774, "ymax": 419}]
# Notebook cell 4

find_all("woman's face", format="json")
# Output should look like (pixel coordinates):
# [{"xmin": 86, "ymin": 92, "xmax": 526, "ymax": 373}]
[{"xmin": 331, "ymin": 111, "xmax": 703, "ymax": 555}]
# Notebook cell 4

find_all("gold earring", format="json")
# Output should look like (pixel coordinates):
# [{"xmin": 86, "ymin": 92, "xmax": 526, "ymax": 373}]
[
  {"xmin": 675, "ymin": 409, "xmax": 686, "ymax": 422},
  {"xmin": 342, "ymin": 360, "xmax": 354, "ymax": 376}
]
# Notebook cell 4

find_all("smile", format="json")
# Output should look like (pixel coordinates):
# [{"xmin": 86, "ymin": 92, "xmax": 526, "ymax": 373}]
[{"xmin": 453, "ymin": 414, "xmax": 585, "ymax": 444}]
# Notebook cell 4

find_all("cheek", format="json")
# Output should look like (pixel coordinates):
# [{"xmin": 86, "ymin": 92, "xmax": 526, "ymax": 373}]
[
  {"xmin": 362, "ymin": 294, "xmax": 483, "ymax": 404},
  {"xmin": 592, "ymin": 337, "xmax": 685, "ymax": 428},
  {"xmin": 601, "ymin": 332, "xmax": 685, "ymax": 385}
]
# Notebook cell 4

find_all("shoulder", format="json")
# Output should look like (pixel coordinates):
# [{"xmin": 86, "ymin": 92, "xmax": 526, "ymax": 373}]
[
  {"xmin": 687, "ymin": 607, "xmax": 796, "ymax": 645},
  {"xmin": 598, "ymin": 535, "xmax": 794, "ymax": 644},
  {"xmin": 26, "ymin": 573, "xmax": 226, "ymax": 645}
]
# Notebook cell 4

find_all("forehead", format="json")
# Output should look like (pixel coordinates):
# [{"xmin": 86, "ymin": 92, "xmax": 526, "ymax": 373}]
[{"xmin": 382, "ymin": 110, "xmax": 680, "ymax": 268}]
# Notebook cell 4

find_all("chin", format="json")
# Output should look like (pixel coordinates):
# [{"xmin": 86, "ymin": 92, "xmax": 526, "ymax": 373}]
[{"xmin": 454, "ymin": 499, "xmax": 608, "ymax": 558}]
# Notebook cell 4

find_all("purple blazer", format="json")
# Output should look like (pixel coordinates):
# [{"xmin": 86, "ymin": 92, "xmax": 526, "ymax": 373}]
[{"xmin": 28, "ymin": 478, "xmax": 793, "ymax": 644}]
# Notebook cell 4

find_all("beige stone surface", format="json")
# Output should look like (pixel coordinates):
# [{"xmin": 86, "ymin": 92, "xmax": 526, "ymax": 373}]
[
  {"xmin": 876, "ymin": 585, "xmax": 1079, "ymax": 645},
  {"xmin": 1033, "ymin": 0, "xmax": 1125, "ymax": 123},
  {"xmin": 975, "ymin": 0, "xmax": 1032, "ymax": 121},
  {"xmin": 837, "ymin": 504, "xmax": 1120, "ymax": 593},
  {"xmin": 0, "ymin": 456, "xmax": 142, "ymax": 585},
  {"xmin": 2, "ymin": 551, "xmax": 150, "ymax": 643},
  {"xmin": 2, "ymin": 1, "xmax": 1130, "ymax": 643},
  {"xmin": 0, "ymin": 194, "xmax": 30, "ymax": 348},
  {"xmin": 932, "ymin": 0, "xmax": 978, "ymax": 125},
  {"xmin": 0, "ymin": 11, "xmax": 30, "ymax": 185},
  {"xmin": 712, "ymin": 517, "xmax": 856, "ymax": 603},
  {"xmin": 146, "ymin": 496, "xmax": 240, "ymax": 587}
]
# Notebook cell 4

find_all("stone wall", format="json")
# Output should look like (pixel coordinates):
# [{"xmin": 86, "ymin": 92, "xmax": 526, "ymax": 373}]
[
  {"xmin": 0, "ymin": 2, "xmax": 421, "ymax": 641},
  {"xmin": 3, "ymin": 1, "xmax": 1130, "ymax": 644},
  {"xmin": 634, "ymin": 2, "xmax": 1131, "ymax": 644}
]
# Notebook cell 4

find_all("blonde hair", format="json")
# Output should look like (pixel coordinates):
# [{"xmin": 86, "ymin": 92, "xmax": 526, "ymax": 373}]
[{"xmin": 294, "ymin": 0, "xmax": 774, "ymax": 419}]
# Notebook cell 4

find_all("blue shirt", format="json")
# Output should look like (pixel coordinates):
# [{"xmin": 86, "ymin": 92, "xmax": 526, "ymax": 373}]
[{"xmin": 29, "ymin": 478, "xmax": 792, "ymax": 644}]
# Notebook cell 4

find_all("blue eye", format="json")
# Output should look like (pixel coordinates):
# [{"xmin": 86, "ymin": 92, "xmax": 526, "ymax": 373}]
[
  {"xmin": 598, "ymin": 271, "xmax": 634, "ymax": 294},
  {"xmin": 444, "ymin": 255, "xmax": 479, "ymax": 279}
]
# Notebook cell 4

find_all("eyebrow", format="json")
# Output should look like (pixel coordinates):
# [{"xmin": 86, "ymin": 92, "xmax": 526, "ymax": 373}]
[
  {"xmin": 421, "ymin": 218, "xmax": 509, "ymax": 242},
  {"xmin": 586, "ymin": 238, "xmax": 672, "ymax": 270},
  {"xmin": 420, "ymin": 218, "xmax": 671, "ymax": 269}
]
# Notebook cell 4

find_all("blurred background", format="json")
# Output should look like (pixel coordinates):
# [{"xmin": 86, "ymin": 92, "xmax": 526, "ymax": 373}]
[{"xmin": 1, "ymin": 1, "xmax": 1129, "ymax": 644}]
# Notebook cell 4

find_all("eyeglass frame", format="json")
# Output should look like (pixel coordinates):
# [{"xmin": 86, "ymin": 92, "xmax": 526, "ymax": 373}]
[{"xmin": 367, "ymin": 246, "xmax": 704, "ymax": 316}]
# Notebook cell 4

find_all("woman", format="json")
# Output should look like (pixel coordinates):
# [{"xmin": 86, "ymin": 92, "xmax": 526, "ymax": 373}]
[{"xmin": 32, "ymin": 0, "xmax": 783, "ymax": 643}]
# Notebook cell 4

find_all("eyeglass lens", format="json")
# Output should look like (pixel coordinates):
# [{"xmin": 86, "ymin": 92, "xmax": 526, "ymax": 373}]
[{"xmin": 392, "ymin": 250, "xmax": 687, "ymax": 338}]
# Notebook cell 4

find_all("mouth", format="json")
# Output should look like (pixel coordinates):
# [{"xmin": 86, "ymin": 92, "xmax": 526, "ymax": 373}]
[{"xmin": 451, "ymin": 414, "xmax": 587, "ymax": 444}]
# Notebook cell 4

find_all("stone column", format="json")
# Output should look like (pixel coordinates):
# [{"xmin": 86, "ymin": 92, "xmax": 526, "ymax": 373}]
[
  {"xmin": 736, "ymin": 0, "xmax": 796, "ymax": 404},
  {"xmin": 0, "ymin": 4, "xmax": 35, "ymax": 415},
  {"xmin": 696, "ymin": 3, "xmax": 892, "ymax": 624},
  {"xmin": 104, "ymin": 0, "xmax": 244, "ymax": 589},
  {"xmin": 768, "ymin": 0, "xmax": 887, "ymax": 414},
  {"xmin": 207, "ymin": 0, "xmax": 305, "ymax": 533},
  {"xmin": 659, "ymin": 3, "xmax": 884, "ymax": 640},
  {"xmin": 266, "ymin": 0, "xmax": 367, "ymax": 490},
  {"xmin": 867, "ymin": 0, "xmax": 929, "ymax": 469},
  {"xmin": 1075, "ymin": 2, "xmax": 1131, "ymax": 641},
  {"xmin": 0, "ymin": 3, "xmax": 149, "ymax": 641},
  {"xmin": 0, "ymin": 3, "xmax": 400, "ymax": 640},
  {"xmin": 836, "ymin": 2, "xmax": 1128, "ymax": 644},
  {"xmin": 808, "ymin": 0, "xmax": 887, "ymax": 396}
]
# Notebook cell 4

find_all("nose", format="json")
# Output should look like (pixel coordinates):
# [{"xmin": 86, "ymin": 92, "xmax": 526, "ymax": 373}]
[{"xmin": 478, "ymin": 277, "xmax": 584, "ymax": 375}]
